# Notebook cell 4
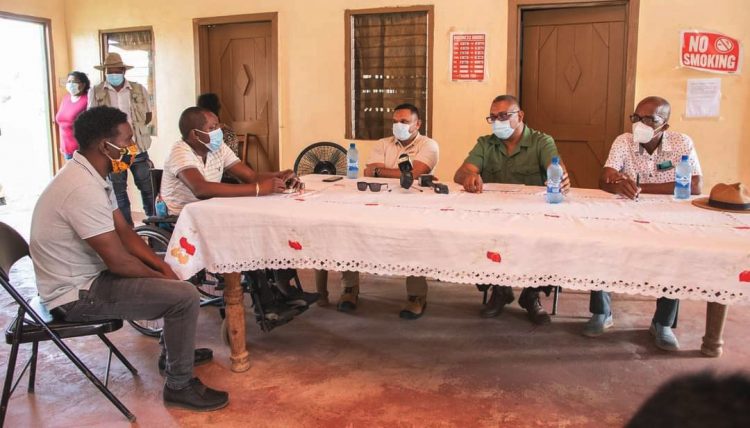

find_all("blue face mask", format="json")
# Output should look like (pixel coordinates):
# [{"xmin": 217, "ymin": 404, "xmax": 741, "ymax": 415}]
[
  {"xmin": 106, "ymin": 73, "xmax": 125, "ymax": 87},
  {"xmin": 492, "ymin": 120, "xmax": 515, "ymax": 140},
  {"xmin": 196, "ymin": 128, "xmax": 224, "ymax": 152}
]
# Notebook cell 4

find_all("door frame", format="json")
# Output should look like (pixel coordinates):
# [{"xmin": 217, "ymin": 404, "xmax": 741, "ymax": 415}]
[
  {"xmin": 507, "ymin": 0, "xmax": 639, "ymax": 132},
  {"xmin": 0, "ymin": 11, "xmax": 60, "ymax": 172},
  {"xmin": 193, "ymin": 13, "xmax": 279, "ymax": 170}
]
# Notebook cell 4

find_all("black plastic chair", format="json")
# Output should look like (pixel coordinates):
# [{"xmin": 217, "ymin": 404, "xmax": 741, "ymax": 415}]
[{"xmin": 0, "ymin": 222, "xmax": 137, "ymax": 425}]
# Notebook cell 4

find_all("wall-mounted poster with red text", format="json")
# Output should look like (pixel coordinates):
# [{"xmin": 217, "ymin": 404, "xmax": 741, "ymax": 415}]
[
  {"xmin": 680, "ymin": 30, "xmax": 742, "ymax": 74},
  {"xmin": 451, "ymin": 33, "xmax": 486, "ymax": 81}
]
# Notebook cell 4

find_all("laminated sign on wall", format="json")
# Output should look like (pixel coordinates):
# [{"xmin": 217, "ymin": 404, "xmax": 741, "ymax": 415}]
[
  {"xmin": 451, "ymin": 33, "xmax": 486, "ymax": 81},
  {"xmin": 680, "ymin": 30, "xmax": 742, "ymax": 74}
]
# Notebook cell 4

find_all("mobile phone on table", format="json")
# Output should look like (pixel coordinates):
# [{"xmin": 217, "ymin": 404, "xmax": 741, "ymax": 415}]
[{"xmin": 323, "ymin": 176, "xmax": 343, "ymax": 182}]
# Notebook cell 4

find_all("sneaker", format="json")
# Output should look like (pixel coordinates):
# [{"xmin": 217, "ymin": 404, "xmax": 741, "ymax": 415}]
[
  {"xmin": 158, "ymin": 348, "xmax": 214, "ymax": 376},
  {"xmin": 582, "ymin": 313, "xmax": 614, "ymax": 337},
  {"xmin": 479, "ymin": 285, "xmax": 514, "ymax": 318},
  {"xmin": 518, "ymin": 288, "xmax": 551, "ymax": 325},
  {"xmin": 399, "ymin": 295, "xmax": 427, "ymax": 320},
  {"xmin": 649, "ymin": 322, "xmax": 680, "ymax": 351},
  {"xmin": 163, "ymin": 377, "xmax": 229, "ymax": 411},
  {"xmin": 337, "ymin": 286, "xmax": 359, "ymax": 312}
]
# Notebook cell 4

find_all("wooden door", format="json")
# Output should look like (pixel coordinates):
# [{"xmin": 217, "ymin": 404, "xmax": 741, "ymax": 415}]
[
  {"xmin": 206, "ymin": 21, "xmax": 278, "ymax": 172},
  {"xmin": 521, "ymin": 5, "xmax": 626, "ymax": 188}
]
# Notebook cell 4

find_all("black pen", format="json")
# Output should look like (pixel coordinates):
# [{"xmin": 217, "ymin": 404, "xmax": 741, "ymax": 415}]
[{"xmin": 635, "ymin": 173, "xmax": 640, "ymax": 202}]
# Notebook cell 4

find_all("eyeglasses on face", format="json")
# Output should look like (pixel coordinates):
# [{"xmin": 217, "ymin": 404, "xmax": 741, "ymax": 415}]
[
  {"xmin": 485, "ymin": 111, "xmax": 519, "ymax": 124},
  {"xmin": 629, "ymin": 113, "xmax": 665, "ymax": 127},
  {"xmin": 357, "ymin": 181, "xmax": 389, "ymax": 192}
]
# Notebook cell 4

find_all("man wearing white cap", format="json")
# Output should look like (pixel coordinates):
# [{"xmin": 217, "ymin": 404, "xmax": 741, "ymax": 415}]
[{"xmin": 88, "ymin": 52, "xmax": 154, "ymax": 225}]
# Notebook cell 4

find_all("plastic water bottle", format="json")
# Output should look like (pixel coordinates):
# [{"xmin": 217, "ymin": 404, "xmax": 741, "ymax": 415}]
[
  {"xmin": 546, "ymin": 156, "xmax": 564, "ymax": 204},
  {"xmin": 347, "ymin": 143, "xmax": 359, "ymax": 179},
  {"xmin": 155, "ymin": 194, "xmax": 168, "ymax": 217},
  {"xmin": 674, "ymin": 154, "xmax": 691, "ymax": 199}
]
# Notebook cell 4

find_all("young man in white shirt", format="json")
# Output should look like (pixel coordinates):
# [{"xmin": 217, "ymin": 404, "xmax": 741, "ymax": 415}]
[
  {"xmin": 583, "ymin": 96, "xmax": 703, "ymax": 352},
  {"xmin": 162, "ymin": 106, "xmax": 316, "ymax": 317},
  {"xmin": 316, "ymin": 103, "xmax": 439, "ymax": 319},
  {"xmin": 30, "ymin": 106, "xmax": 228, "ymax": 411}
]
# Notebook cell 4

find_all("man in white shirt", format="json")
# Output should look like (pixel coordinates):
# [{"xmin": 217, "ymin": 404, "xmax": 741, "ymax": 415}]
[
  {"xmin": 316, "ymin": 103, "xmax": 439, "ymax": 320},
  {"xmin": 88, "ymin": 53, "xmax": 154, "ymax": 225},
  {"xmin": 583, "ymin": 96, "xmax": 703, "ymax": 352},
  {"xmin": 30, "ymin": 106, "xmax": 228, "ymax": 411},
  {"xmin": 162, "ymin": 106, "xmax": 293, "ymax": 213},
  {"xmin": 162, "ymin": 106, "xmax": 316, "ymax": 316}
]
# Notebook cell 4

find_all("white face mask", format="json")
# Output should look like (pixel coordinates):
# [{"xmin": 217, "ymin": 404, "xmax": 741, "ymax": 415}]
[
  {"xmin": 632, "ymin": 121, "xmax": 662, "ymax": 144},
  {"xmin": 392, "ymin": 122, "xmax": 413, "ymax": 141},
  {"xmin": 492, "ymin": 120, "xmax": 515, "ymax": 140},
  {"xmin": 66, "ymin": 82, "xmax": 81, "ymax": 96}
]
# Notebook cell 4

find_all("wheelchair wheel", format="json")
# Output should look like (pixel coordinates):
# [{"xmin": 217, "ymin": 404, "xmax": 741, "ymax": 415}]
[
  {"xmin": 128, "ymin": 318, "xmax": 164, "ymax": 337},
  {"xmin": 130, "ymin": 225, "xmax": 173, "ymax": 337}
]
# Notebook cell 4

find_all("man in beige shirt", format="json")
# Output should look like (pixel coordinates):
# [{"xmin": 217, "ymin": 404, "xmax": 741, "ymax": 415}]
[{"xmin": 316, "ymin": 103, "xmax": 439, "ymax": 319}]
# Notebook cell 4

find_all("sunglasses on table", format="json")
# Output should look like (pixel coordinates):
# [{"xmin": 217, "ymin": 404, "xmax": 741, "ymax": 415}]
[{"xmin": 357, "ymin": 182, "xmax": 390, "ymax": 192}]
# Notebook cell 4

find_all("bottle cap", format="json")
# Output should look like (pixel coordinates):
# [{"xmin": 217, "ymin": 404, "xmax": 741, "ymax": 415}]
[
  {"xmin": 681, "ymin": 154, "xmax": 689, "ymax": 161},
  {"xmin": 349, "ymin": 143, "xmax": 356, "ymax": 149},
  {"xmin": 552, "ymin": 156, "xmax": 560, "ymax": 164}
]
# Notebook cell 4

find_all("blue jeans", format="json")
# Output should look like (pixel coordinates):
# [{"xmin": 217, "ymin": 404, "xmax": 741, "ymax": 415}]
[
  {"xmin": 110, "ymin": 152, "xmax": 154, "ymax": 225},
  {"xmin": 590, "ymin": 291, "xmax": 679, "ymax": 328},
  {"xmin": 58, "ymin": 271, "xmax": 200, "ymax": 389}
]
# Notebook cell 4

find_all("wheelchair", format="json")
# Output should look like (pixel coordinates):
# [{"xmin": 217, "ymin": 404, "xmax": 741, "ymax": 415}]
[{"xmin": 131, "ymin": 169, "xmax": 313, "ymax": 338}]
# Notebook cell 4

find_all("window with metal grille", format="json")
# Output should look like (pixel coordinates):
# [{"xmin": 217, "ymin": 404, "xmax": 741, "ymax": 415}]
[
  {"xmin": 100, "ymin": 27, "xmax": 157, "ymax": 134},
  {"xmin": 346, "ymin": 7, "xmax": 433, "ymax": 140}
]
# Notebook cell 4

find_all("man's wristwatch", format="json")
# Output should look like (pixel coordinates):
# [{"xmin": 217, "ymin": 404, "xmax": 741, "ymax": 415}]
[{"xmin": 373, "ymin": 167, "xmax": 381, "ymax": 178}]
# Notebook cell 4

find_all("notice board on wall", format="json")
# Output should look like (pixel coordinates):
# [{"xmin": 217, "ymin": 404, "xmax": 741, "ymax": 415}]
[{"xmin": 451, "ymin": 33, "xmax": 486, "ymax": 81}]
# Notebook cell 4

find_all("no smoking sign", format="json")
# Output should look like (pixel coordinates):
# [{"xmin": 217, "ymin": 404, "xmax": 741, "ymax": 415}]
[{"xmin": 681, "ymin": 30, "xmax": 742, "ymax": 74}]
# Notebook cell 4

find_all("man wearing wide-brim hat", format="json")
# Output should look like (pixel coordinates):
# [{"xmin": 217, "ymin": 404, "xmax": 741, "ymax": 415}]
[{"xmin": 87, "ymin": 52, "xmax": 154, "ymax": 225}]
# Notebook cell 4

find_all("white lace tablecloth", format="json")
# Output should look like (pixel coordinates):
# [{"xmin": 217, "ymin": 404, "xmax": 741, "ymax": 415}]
[{"xmin": 165, "ymin": 175, "xmax": 750, "ymax": 304}]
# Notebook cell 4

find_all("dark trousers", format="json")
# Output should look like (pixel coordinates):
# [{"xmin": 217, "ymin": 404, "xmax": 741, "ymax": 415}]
[
  {"xmin": 110, "ymin": 151, "xmax": 154, "ymax": 225},
  {"xmin": 589, "ymin": 291, "xmax": 679, "ymax": 328},
  {"xmin": 56, "ymin": 271, "xmax": 200, "ymax": 389}
]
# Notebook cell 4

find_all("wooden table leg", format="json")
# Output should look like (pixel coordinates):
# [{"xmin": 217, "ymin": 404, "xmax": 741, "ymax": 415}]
[
  {"xmin": 223, "ymin": 272, "xmax": 250, "ymax": 372},
  {"xmin": 701, "ymin": 302, "xmax": 728, "ymax": 358}
]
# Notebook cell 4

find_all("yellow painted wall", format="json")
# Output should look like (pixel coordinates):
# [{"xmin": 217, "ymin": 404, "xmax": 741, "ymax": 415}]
[
  {"xmin": 5, "ymin": 0, "xmax": 750, "ymax": 211},
  {"xmin": 634, "ymin": 0, "xmax": 750, "ymax": 189}
]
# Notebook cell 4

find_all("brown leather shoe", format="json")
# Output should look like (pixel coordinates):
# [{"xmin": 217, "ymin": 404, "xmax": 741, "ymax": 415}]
[
  {"xmin": 518, "ymin": 288, "xmax": 551, "ymax": 325},
  {"xmin": 337, "ymin": 286, "xmax": 359, "ymax": 312},
  {"xmin": 399, "ymin": 295, "xmax": 426, "ymax": 319},
  {"xmin": 480, "ymin": 285, "xmax": 514, "ymax": 318}
]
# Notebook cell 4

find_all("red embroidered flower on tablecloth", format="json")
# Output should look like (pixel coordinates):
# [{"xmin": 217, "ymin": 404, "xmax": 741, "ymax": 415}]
[
  {"xmin": 740, "ymin": 271, "xmax": 750, "ymax": 282},
  {"xmin": 440, "ymin": 208, "xmax": 454, "ymax": 211},
  {"xmin": 288, "ymin": 240, "xmax": 303, "ymax": 250},
  {"xmin": 486, "ymin": 251, "xmax": 502, "ymax": 263},
  {"xmin": 365, "ymin": 203, "xmax": 379, "ymax": 206},
  {"xmin": 179, "ymin": 237, "xmax": 196, "ymax": 255},
  {"xmin": 735, "ymin": 226, "xmax": 750, "ymax": 230}
]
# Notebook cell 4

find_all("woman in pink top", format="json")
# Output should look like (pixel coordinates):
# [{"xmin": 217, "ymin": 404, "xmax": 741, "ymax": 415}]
[{"xmin": 55, "ymin": 71, "xmax": 90, "ymax": 160}]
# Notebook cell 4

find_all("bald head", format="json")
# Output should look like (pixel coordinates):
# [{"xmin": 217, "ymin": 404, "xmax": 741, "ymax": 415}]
[{"xmin": 637, "ymin": 96, "xmax": 671, "ymax": 122}]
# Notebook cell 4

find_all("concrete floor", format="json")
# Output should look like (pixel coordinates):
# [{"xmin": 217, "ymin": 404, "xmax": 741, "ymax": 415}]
[{"xmin": 1, "ymin": 204, "xmax": 749, "ymax": 427}]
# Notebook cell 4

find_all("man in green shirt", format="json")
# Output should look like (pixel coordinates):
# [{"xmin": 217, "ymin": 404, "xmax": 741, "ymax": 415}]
[{"xmin": 453, "ymin": 94, "xmax": 570, "ymax": 325}]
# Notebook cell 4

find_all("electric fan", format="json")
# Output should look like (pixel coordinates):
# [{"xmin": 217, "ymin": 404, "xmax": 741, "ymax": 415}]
[{"xmin": 293, "ymin": 142, "xmax": 347, "ymax": 176}]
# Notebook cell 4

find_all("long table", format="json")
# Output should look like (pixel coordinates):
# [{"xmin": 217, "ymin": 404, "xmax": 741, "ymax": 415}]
[{"xmin": 166, "ymin": 175, "xmax": 750, "ymax": 371}]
